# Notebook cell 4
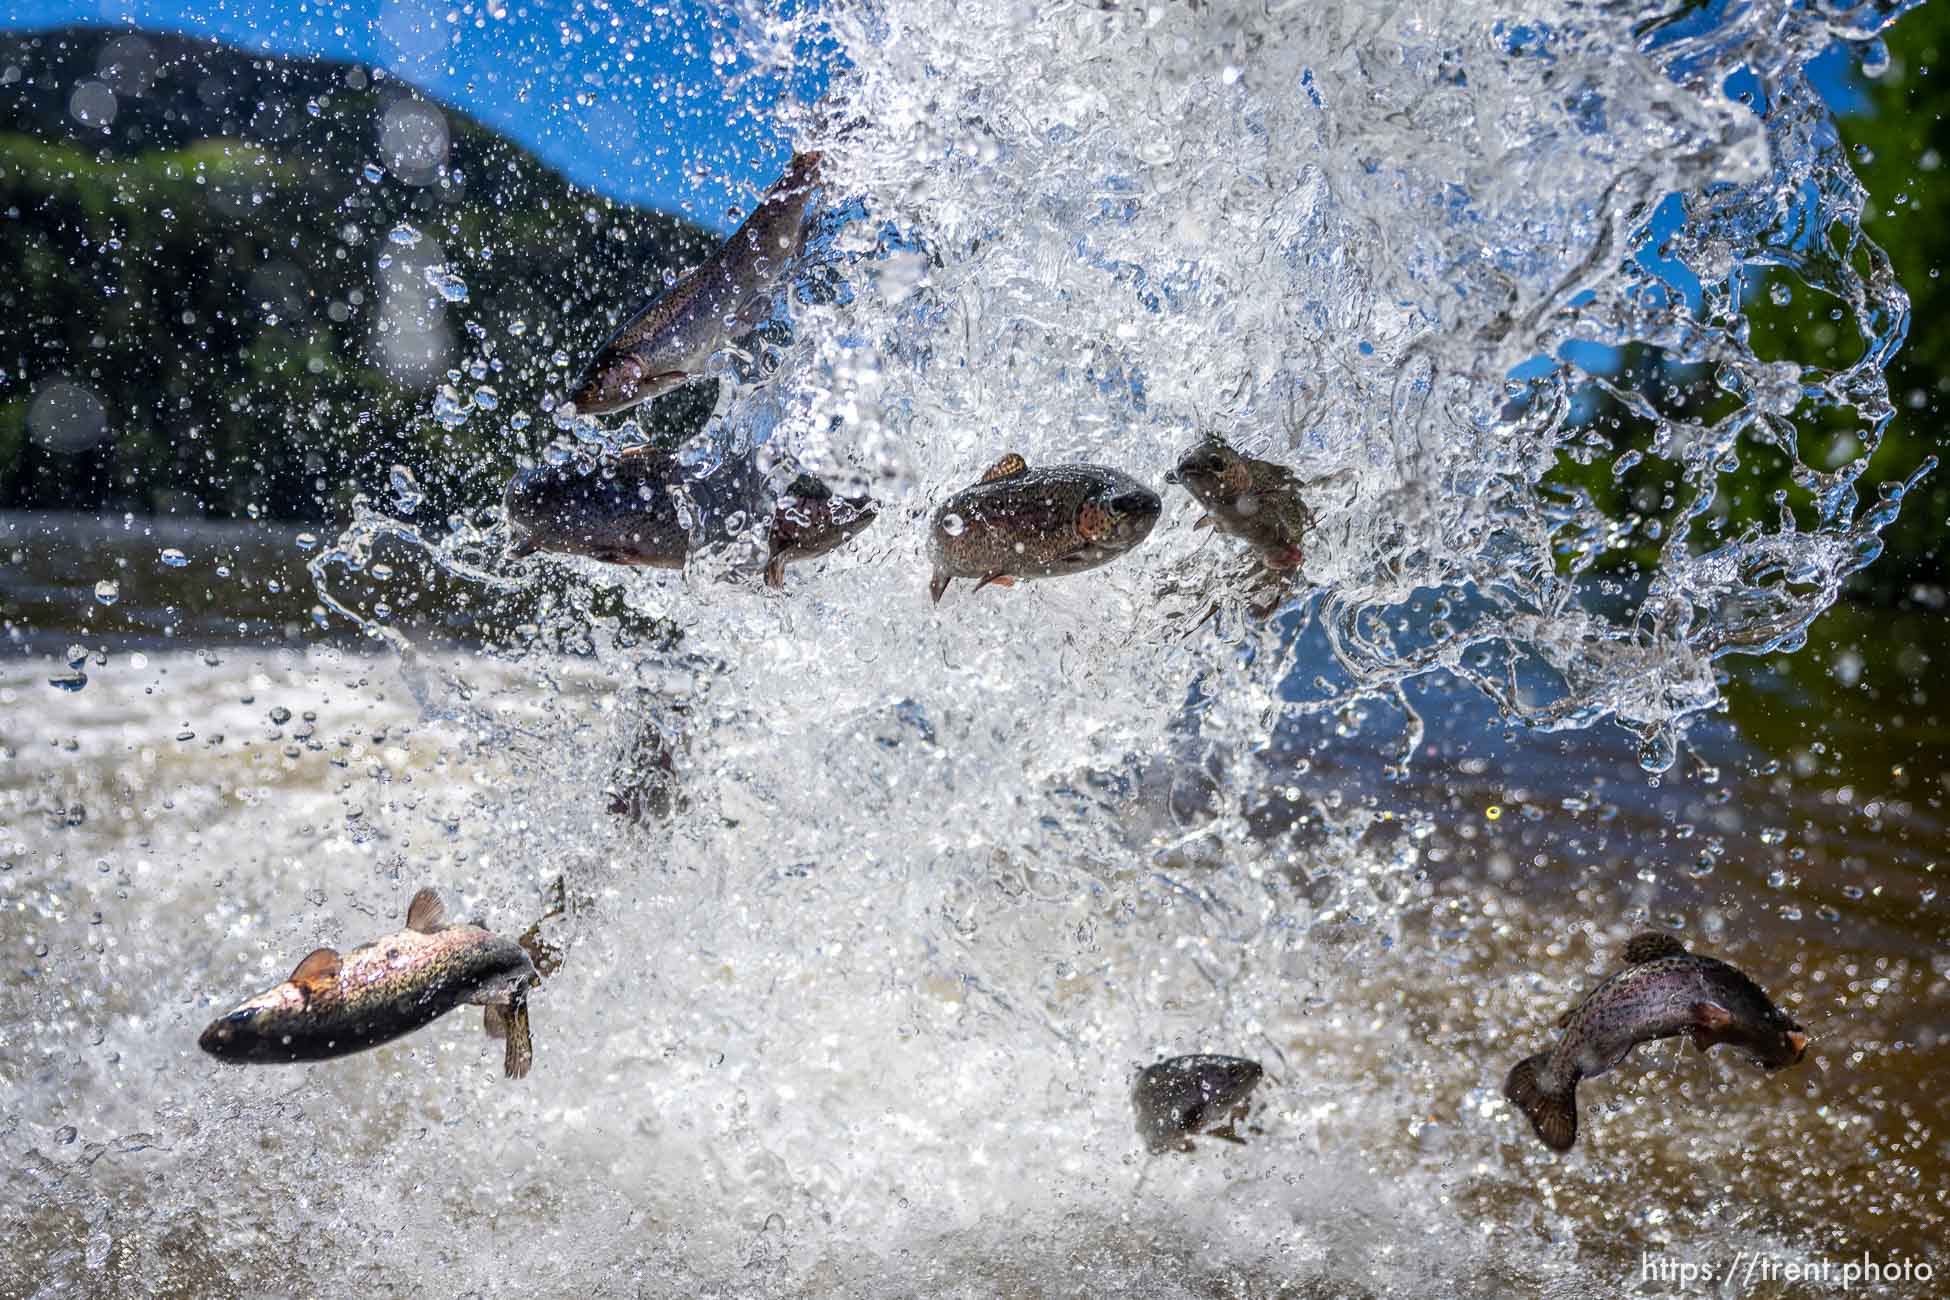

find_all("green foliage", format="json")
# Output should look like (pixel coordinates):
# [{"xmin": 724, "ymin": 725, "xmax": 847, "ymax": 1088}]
[
  {"xmin": 0, "ymin": 28, "xmax": 714, "ymax": 526},
  {"xmin": 1538, "ymin": 11, "xmax": 1950, "ymax": 607}
]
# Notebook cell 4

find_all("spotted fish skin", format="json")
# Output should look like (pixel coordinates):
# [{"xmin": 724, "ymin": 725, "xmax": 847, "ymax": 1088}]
[
  {"xmin": 928, "ymin": 456, "xmax": 1161, "ymax": 602},
  {"xmin": 764, "ymin": 474, "xmax": 879, "ymax": 588},
  {"xmin": 199, "ymin": 888, "xmax": 540, "ymax": 1078},
  {"xmin": 570, "ymin": 151, "xmax": 823, "ymax": 415},
  {"xmin": 1132, "ymin": 1054, "xmax": 1264, "ymax": 1154},
  {"xmin": 1503, "ymin": 932, "xmax": 1807, "ymax": 1151},
  {"xmin": 504, "ymin": 444, "xmax": 767, "ymax": 568},
  {"xmin": 1165, "ymin": 434, "xmax": 1315, "ymax": 569}
]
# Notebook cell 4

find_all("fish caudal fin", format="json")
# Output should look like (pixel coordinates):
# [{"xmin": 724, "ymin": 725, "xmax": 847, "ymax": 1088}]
[
  {"xmin": 483, "ymin": 1003, "xmax": 507, "ymax": 1040},
  {"xmin": 1503, "ymin": 1053, "xmax": 1577, "ymax": 1151},
  {"xmin": 501, "ymin": 997, "xmax": 534, "ymax": 1080},
  {"xmin": 764, "ymin": 556, "xmax": 787, "ymax": 590}
]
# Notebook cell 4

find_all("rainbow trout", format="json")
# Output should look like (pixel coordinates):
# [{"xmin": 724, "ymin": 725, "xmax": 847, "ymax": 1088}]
[
  {"xmin": 1165, "ymin": 434, "xmax": 1315, "ymax": 571},
  {"xmin": 765, "ymin": 473, "xmax": 879, "ymax": 588},
  {"xmin": 928, "ymin": 453, "xmax": 1161, "ymax": 603},
  {"xmin": 570, "ymin": 151, "xmax": 824, "ymax": 415},
  {"xmin": 199, "ymin": 888, "xmax": 540, "ymax": 1079},
  {"xmin": 504, "ymin": 443, "xmax": 767, "ymax": 567},
  {"xmin": 1133, "ymin": 1054, "xmax": 1264, "ymax": 1154},
  {"xmin": 1503, "ymin": 932, "xmax": 1808, "ymax": 1151}
]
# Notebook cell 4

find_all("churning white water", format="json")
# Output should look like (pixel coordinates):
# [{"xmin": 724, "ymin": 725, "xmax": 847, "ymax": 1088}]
[{"xmin": 6, "ymin": 1, "xmax": 1945, "ymax": 1295}]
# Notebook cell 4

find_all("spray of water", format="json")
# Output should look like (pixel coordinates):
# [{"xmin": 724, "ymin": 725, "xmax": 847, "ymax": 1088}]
[{"xmin": 11, "ymin": 2, "xmax": 1943, "ymax": 1296}]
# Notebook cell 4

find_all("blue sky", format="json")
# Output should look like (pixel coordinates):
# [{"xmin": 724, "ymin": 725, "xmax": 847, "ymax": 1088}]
[
  {"xmin": 5, "ymin": 0, "xmax": 837, "ymax": 230},
  {"xmin": 4, "ymin": 3, "xmax": 1865, "ymax": 231}
]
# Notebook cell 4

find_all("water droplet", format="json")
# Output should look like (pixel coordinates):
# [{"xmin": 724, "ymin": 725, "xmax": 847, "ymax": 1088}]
[
  {"xmin": 1637, "ymin": 728, "xmax": 1677, "ymax": 774},
  {"xmin": 295, "ymin": 532, "xmax": 319, "ymax": 552},
  {"xmin": 269, "ymin": 706, "xmax": 292, "ymax": 725},
  {"xmin": 159, "ymin": 548, "xmax": 187, "ymax": 567},
  {"xmin": 54, "ymin": 1125, "xmax": 77, "ymax": 1145},
  {"xmin": 389, "ymin": 465, "xmax": 424, "ymax": 514},
  {"xmin": 433, "ymin": 386, "xmax": 472, "ymax": 431},
  {"xmin": 509, "ymin": 319, "xmax": 528, "ymax": 337},
  {"xmin": 388, "ymin": 223, "xmax": 422, "ymax": 246},
  {"xmin": 362, "ymin": 162, "xmax": 385, "ymax": 183},
  {"xmin": 1769, "ymin": 282, "xmax": 1792, "ymax": 306},
  {"xmin": 93, "ymin": 579, "xmax": 119, "ymax": 605},
  {"xmin": 472, "ymin": 385, "xmax": 499, "ymax": 411},
  {"xmin": 1484, "ymin": 805, "xmax": 1502, "ymax": 821},
  {"xmin": 48, "ymin": 671, "xmax": 88, "ymax": 693}
]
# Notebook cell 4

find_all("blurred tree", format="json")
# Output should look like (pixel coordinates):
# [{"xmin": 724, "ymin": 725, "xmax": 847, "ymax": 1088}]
[{"xmin": 0, "ymin": 27, "xmax": 715, "ymax": 527}]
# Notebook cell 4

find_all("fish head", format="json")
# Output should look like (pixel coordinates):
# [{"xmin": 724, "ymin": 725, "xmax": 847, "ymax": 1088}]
[
  {"xmin": 1199, "ymin": 1055, "xmax": 1266, "ymax": 1110},
  {"xmin": 504, "ymin": 457, "xmax": 687, "ymax": 566},
  {"xmin": 198, "ymin": 984, "xmax": 303, "ymax": 1062},
  {"xmin": 773, "ymin": 487, "xmax": 880, "ymax": 559},
  {"xmin": 1166, "ymin": 437, "xmax": 1244, "ymax": 508},
  {"xmin": 1077, "ymin": 480, "xmax": 1162, "ymax": 552},
  {"xmin": 567, "ymin": 353, "xmax": 684, "ymax": 417},
  {"xmin": 1756, "ymin": 1015, "xmax": 1810, "ymax": 1069}
]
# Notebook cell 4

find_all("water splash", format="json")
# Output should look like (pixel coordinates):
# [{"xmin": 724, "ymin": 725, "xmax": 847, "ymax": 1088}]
[{"xmin": 281, "ymin": 0, "xmax": 1950, "ymax": 1294}]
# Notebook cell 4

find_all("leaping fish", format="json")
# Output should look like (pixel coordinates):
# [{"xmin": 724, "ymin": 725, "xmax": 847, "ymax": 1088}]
[
  {"xmin": 569, "ymin": 151, "xmax": 825, "ymax": 416},
  {"xmin": 198, "ymin": 887, "xmax": 541, "ymax": 1079},
  {"xmin": 1503, "ymin": 931, "xmax": 1808, "ymax": 1151},
  {"xmin": 928, "ymin": 453, "xmax": 1161, "ymax": 603}
]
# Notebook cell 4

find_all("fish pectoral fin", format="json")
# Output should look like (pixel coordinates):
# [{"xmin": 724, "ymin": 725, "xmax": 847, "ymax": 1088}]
[
  {"xmin": 979, "ymin": 452, "xmax": 1029, "ymax": 483},
  {"xmin": 483, "ymin": 1004, "xmax": 507, "ymax": 1040},
  {"xmin": 405, "ymin": 887, "xmax": 447, "ymax": 934},
  {"xmin": 1192, "ymin": 514, "xmax": 1215, "ymax": 530},
  {"xmin": 1692, "ymin": 999, "xmax": 1735, "ymax": 1033},
  {"xmin": 288, "ymin": 946, "xmax": 342, "ymax": 998},
  {"xmin": 973, "ymin": 572, "xmax": 1016, "ymax": 592},
  {"xmin": 502, "ymin": 997, "xmax": 534, "ymax": 1081},
  {"xmin": 764, "ymin": 556, "xmax": 788, "ymax": 590},
  {"xmin": 929, "ymin": 571, "xmax": 952, "ymax": 604},
  {"xmin": 1624, "ymin": 931, "xmax": 1687, "ymax": 964}
]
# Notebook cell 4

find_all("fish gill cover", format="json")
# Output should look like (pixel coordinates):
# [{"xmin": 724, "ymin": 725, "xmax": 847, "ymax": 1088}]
[{"xmin": 7, "ymin": 0, "xmax": 1947, "ymax": 1296}]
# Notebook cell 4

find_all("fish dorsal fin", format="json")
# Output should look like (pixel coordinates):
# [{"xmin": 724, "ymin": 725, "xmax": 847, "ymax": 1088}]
[
  {"xmin": 405, "ymin": 888, "xmax": 447, "ymax": 934},
  {"xmin": 289, "ymin": 947, "xmax": 341, "ymax": 988},
  {"xmin": 786, "ymin": 473, "xmax": 832, "ymax": 500},
  {"xmin": 980, "ymin": 453, "xmax": 1028, "ymax": 483},
  {"xmin": 1624, "ymin": 931, "xmax": 1686, "ymax": 964}
]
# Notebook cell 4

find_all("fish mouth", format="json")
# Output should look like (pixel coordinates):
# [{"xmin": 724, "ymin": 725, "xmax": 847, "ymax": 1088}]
[
  {"xmin": 1783, "ymin": 1028, "xmax": 1809, "ymax": 1061},
  {"xmin": 198, "ymin": 1007, "xmax": 257, "ymax": 1057}
]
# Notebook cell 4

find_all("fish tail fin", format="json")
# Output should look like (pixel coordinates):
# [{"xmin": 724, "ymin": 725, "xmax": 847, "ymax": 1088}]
[
  {"xmin": 764, "ymin": 555, "xmax": 787, "ymax": 589},
  {"xmin": 1503, "ymin": 1053, "xmax": 1577, "ymax": 1151},
  {"xmin": 483, "ymin": 1003, "xmax": 507, "ymax": 1040},
  {"xmin": 501, "ymin": 996, "xmax": 534, "ymax": 1080}
]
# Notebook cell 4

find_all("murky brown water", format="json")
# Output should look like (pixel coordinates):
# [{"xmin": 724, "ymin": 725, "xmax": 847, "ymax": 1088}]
[{"xmin": 3, "ymin": 509, "xmax": 1946, "ymax": 1296}]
